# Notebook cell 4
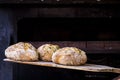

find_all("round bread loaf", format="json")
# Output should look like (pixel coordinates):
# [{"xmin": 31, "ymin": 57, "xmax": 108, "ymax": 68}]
[
  {"xmin": 52, "ymin": 47, "xmax": 87, "ymax": 66},
  {"xmin": 37, "ymin": 44, "xmax": 59, "ymax": 61},
  {"xmin": 5, "ymin": 42, "xmax": 39, "ymax": 61}
]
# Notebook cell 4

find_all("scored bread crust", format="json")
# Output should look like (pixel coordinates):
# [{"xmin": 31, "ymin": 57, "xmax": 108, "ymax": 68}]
[
  {"xmin": 5, "ymin": 42, "xmax": 38, "ymax": 61},
  {"xmin": 37, "ymin": 44, "xmax": 59, "ymax": 61},
  {"xmin": 52, "ymin": 47, "xmax": 87, "ymax": 66}
]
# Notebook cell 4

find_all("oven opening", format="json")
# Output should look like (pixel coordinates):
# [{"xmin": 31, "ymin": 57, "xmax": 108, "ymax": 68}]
[
  {"xmin": 17, "ymin": 17, "xmax": 120, "ymax": 42},
  {"xmin": 16, "ymin": 17, "xmax": 120, "ymax": 80},
  {"xmin": 17, "ymin": 17, "xmax": 120, "ymax": 66}
]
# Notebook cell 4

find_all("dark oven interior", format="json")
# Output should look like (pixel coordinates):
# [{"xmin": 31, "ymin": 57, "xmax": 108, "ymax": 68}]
[
  {"xmin": 1, "ymin": 1, "xmax": 120, "ymax": 80},
  {"xmin": 16, "ymin": 17, "xmax": 120, "ymax": 80},
  {"xmin": 18, "ymin": 17, "xmax": 120, "ymax": 41}
]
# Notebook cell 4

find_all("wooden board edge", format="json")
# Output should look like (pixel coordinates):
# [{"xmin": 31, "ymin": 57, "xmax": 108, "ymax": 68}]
[{"xmin": 3, "ymin": 58, "xmax": 120, "ymax": 74}]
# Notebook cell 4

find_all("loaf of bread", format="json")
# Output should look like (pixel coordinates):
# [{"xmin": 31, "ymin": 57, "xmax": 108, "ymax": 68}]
[
  {"xmin": 5, "ymin": 42, "xmax": 39, "ymax": 61},
  {"xmin": 37, "ymin": 44, "xmax": 59, "ymax": 61},
  {"xmin": 52, "ymin": 47, "xmax": 87, "ymax": 66}
]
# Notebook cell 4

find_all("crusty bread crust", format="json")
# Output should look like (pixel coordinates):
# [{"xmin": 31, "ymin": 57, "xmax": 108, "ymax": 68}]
[
  {"xmin": 5, "ymin": 42, "xmax": 38, "ymax": 61},
  {"xmin": 52, "ymin": 47, "xmax": 87, "ymax": 66},
  {"xmin": 37, "ymin": 44, "xmax": 59, "ymax": 61}
]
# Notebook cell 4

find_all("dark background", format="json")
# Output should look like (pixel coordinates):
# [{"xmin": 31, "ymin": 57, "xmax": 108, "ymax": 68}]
[
  {"xmin": 0, "ymin": 0, "xmax": 120, "ymax": 80},
  {"xmin": 18, "ymin": 17, "xmax": 120, "ymax": 41}
]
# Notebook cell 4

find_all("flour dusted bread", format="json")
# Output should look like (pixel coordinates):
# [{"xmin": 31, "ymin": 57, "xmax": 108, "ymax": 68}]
[
  {"xmin": 52, "ymin": 47, "xmax": 87, "ymax": 66},
  {"xmin": 5, "ymin": 42, "xmax": 38, "ymax": 61},
  {"xmin": 37, "ymin": 44, "xmax": 59, "ymax": 61}
]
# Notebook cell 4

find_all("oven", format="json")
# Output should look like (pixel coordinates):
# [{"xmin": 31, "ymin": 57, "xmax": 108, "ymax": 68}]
[{"xmin": 0, "ymin": 0, "xmax": 120, "ymax": 80}]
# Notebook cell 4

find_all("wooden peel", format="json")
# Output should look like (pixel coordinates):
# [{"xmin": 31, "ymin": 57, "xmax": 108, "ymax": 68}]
[{"xmin": 3, "ymin": 58, "xmax": 120, "ymax": 74}]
